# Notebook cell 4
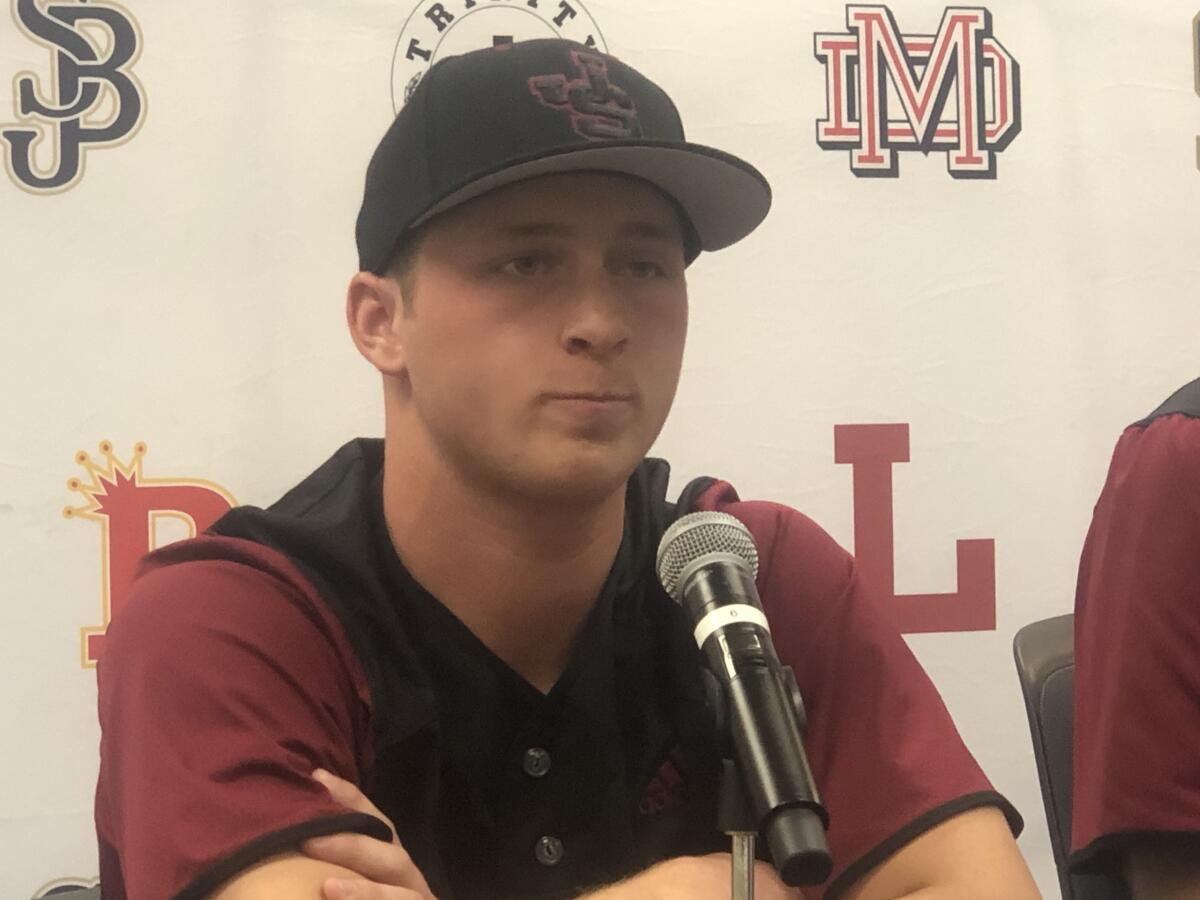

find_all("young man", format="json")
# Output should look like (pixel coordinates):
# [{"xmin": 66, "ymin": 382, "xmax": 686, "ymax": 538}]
[
  {"xmin": 95, "ymin": 40, "xmax": 1039, "ymax": 899},
  {"xmin": 1071, "ymin": 377, "xmax": 1200, "ymax": 899}
]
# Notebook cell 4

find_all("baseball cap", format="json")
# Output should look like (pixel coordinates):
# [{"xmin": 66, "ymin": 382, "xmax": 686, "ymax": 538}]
[{"xmin": 355, "ymin": 38, "xmax": 771, "ymax": 274}]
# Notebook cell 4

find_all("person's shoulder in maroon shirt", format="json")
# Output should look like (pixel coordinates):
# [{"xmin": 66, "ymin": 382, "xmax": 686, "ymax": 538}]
[
  {"xmin": 1071, "ymin": 376, "xmax": 1200, "ymax": 892},
  {"xmin": 93, "ymin": 533, "xmax": 393, "ymax": 900}
]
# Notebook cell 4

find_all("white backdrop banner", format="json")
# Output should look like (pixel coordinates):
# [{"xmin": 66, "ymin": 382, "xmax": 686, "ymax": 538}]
[{"xmin": 3, "ymin": 0, "xmax": 1200, "ymax": 896}]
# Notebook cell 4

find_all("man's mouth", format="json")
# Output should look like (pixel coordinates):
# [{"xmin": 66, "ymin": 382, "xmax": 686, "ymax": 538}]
[{"xmin": 547, "ymin": 392, "xmax": 634, "ymax": 403}]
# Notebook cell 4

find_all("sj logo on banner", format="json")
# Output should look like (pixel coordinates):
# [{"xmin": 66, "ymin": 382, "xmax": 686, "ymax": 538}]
[
  {"xmin": 815, "ymin": 5, "xmax": 1021, "ymax": 178},
  {"xmin": 1, "ymin": 0, "xmax": 146, "ymax": 193},
  {"xmin": 836, "ymin": 424, "xmax": 996, "ymax": 633},
  {"xmin": 65, "ymin": 442, "xmax": 235, "ymax": 667},
  {"xmin": 393, "ymin": 0, "xmax": 606, "ymax": 110}
]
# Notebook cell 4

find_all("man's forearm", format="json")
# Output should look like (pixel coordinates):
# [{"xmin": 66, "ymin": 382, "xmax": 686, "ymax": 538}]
[
  {"xmin": 876, "ymin": 888, "xmax": 1039, "ymax": 900},
  {"xmin": 577, "ymin": 854, "xmax": 798, "ymax": 900},
  {"xmin": 1126, "ymin": 845, "xmax": 1200, "ymax": 900}
]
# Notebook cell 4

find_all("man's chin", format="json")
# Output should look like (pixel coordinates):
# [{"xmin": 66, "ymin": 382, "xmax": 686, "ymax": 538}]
[{"xmin": 515, "ymin": 443, "xmax": 643, "ymax": 507}]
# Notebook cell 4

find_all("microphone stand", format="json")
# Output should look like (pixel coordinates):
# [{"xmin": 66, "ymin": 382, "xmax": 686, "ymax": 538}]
[{"xmin": 718, "ymin": 758, "xmax": 757, "ymax": 900}]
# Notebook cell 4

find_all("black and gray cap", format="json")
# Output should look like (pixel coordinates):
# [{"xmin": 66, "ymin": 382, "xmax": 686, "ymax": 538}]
[{"xmin": 355, "ymin": 38, "xmax": 771, "ymax": 273}]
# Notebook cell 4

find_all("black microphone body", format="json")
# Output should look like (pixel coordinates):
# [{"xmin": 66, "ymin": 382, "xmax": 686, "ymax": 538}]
[{"xmin": 659, "ymin": 516, "xmax": 832, "ymax": 886}]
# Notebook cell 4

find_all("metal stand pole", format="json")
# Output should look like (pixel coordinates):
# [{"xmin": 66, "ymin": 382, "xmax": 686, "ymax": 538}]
[
  {"xmin": 718, "ymin": 758, "xmax": 757, "ymax": 900},
  {"xmin": 730, "ymin": 831, "xmax": 756, "ymax": 900}
]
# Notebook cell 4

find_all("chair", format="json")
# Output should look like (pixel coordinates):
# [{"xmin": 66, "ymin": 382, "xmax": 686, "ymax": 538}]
[{"xmin": 1013, "ymin": 613, "xmax": 1125, "ymax": 900}]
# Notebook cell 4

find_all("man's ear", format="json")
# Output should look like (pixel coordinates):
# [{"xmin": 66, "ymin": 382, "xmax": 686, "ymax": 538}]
[{"xmin": 347, "ymin": 271, "xmax": 408, "ymax": 376}]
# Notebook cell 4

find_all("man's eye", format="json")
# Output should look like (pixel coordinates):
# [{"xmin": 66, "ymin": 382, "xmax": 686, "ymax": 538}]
[
  {"xmin": 624, "ymin": 260, "xmax": 667, "ymax": 279},
  {"xmin": 500, "ymin": 255, "xmax": 552, "ymax": 277}
]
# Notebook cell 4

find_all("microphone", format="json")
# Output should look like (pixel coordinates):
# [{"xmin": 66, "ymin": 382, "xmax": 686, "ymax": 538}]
[{"xmin": 657, "ymin": 511, "xmax": 831, "ymax": 886}]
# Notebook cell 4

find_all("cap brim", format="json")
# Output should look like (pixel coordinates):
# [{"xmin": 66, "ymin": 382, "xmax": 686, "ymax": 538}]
[{"xmin": 414, "ymin": 142, "xmax": 771, "ymax": 254}]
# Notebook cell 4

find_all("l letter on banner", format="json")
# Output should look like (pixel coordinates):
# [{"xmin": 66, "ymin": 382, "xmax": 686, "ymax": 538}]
[{"xmin": 835, "ymin": 424, "xmax": 996, "ymax": 633}]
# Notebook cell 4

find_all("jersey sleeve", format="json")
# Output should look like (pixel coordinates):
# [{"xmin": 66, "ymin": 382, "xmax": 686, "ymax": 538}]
[
  {"xmin": 95, "ymin": 536, "xmax": 392, "ymax": 900},
  {"xmin": 698, "ymin": 483, "xmax": 1020, "ymax": 899},
  {"xmin": 1070, "ymin": 414, "xmax": 1200, "ymax": 872}
]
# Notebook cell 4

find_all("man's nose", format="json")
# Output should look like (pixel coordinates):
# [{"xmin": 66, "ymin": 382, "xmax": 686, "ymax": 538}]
[{"xmin": 561, "ymin": 276, "xmax": 631, "ymax": 360}]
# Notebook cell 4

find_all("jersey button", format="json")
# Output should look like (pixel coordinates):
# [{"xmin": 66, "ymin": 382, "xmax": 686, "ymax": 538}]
[
  {"xmin": 523, "ymin": 747, "xmax": 551, "ymax": 778},
  {"xmin": 534, "ymin": 835, "xmax": 564, "ymax": 867}
]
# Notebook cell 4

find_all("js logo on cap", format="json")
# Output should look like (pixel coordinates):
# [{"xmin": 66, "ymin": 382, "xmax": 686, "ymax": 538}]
[
  {"xmin": 1, "ymin": 0, "xmax": 146, "ymax": 193},
  {"xmin": 814, "ymin": 5, "xmax": 1021, "ymax": 178},
  {"xmin": 529, "ymin": 50, "xmax": 641, "ymax": 140},
  {"xmin": 392, "ymin": 0, "xmax": 607, "ymax": 111}
]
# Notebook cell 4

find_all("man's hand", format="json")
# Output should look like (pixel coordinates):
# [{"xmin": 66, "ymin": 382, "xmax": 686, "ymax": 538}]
[{"xmin": 303, "ymin": 769, "xmax": 438, "ymax": 900}]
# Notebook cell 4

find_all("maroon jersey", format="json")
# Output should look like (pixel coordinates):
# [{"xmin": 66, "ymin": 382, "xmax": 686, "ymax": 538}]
[
  {"xmin": 96, "ymin": 440, "xmax": 1018, "ymax": 899},
  {"xmin": 1071, "ymin": 378, "xmax": 1200, "ymax": 873}
]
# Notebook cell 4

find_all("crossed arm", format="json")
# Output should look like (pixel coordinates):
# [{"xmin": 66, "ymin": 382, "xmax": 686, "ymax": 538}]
[
  {"xmin": 1124, "ymin": 847, "xmax": 1200, "ymax": 900},
  {"xmin": 210, "ymin": 770, "xmax": 1041, "ymax": 900}
]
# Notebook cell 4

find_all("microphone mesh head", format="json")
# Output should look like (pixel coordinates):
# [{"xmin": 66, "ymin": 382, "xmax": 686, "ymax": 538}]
[{"xmin": 656, "ymin": 511, "xmax": 759, "ymax": 600}]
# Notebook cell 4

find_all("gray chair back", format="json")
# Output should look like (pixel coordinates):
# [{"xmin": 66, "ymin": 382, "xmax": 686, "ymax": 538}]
[{"xmin": 1013, "ymin": 613, "xmax": 1125, "ymax": 900}]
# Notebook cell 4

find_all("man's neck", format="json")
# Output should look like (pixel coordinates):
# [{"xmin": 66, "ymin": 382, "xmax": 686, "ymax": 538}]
[{"xmin": 381, "ymin": 436, "xmax": 627, "ymax": 694}]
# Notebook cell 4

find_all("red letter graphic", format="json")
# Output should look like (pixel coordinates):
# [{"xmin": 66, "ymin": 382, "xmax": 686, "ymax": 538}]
[
  {"xmin": 834, "ymin": 424, "xmax": 995, "ymax": 633},
  {"xmin": 815, "ymin": 5, "xmax": 1021, "ymax": 179},
  {"xmin": 66, "ymin": 442, "xmax": 236, "ymax": 666}
]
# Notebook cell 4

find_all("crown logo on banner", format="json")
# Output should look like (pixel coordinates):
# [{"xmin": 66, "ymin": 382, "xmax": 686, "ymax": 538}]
[
  {"xmin": 65, "ymin": 440, "xmax": 148, "ymax": 521},
  {"xmin": 66, "ymin": 442, "xmax": 237, "ymax": 668}
]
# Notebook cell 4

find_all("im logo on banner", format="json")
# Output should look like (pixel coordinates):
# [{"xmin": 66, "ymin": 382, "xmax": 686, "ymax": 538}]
[
  {"xmin": 392, "ymin": 0, "xmax": 607, "ymax": 110},
  {"xmin": 814, "ymin": 5, "xmax": 1021, "ymax": 178},
  {"xmin": 65, "ymin": 442, "xmax": 235, "ymax": 668},
  {"xmin": 1, "ymin": 0, "xmax": 146, "ymax": 193}
]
